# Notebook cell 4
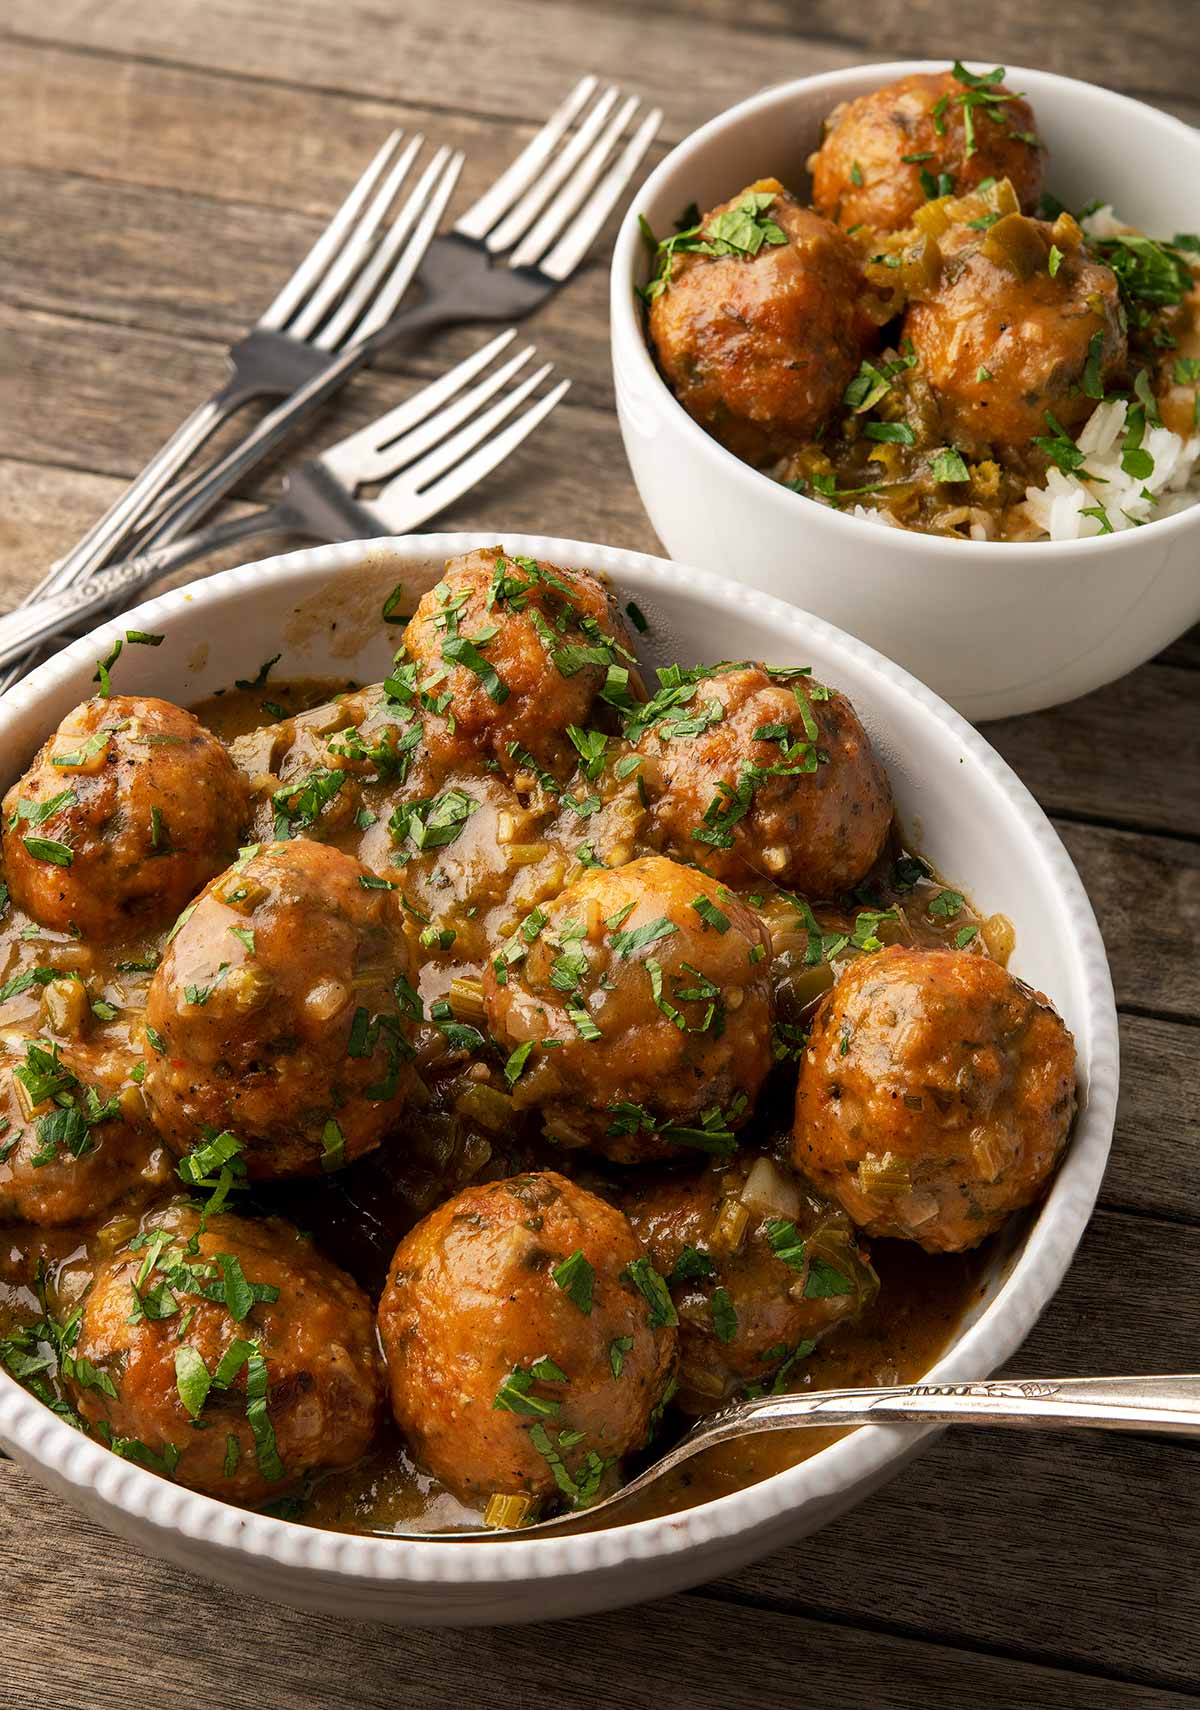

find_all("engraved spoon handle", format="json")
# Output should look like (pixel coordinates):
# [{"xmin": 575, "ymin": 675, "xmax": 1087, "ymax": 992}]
[{"xmin": 382, "ymin": 1377, "xmax": 1200, "ymax": 1541}]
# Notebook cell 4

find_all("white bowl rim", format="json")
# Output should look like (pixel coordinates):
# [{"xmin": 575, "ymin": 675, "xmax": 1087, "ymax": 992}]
[
  {"xmin": 610, "ymin": 58, "xmax": 1200, "ymax": 560},
  {"xmin": 0, "ymin": 531, "xmax": 1119, "ymax": 1592}
]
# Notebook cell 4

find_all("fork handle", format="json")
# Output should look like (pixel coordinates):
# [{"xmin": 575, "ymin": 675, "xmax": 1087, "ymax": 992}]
[
  {"xmin": 0, "ymin": 507, "xmax": 294, "ymax": 671},
  {"xmin": 27, "ymin": 380, "xmax": 250, "ymax": 605}
]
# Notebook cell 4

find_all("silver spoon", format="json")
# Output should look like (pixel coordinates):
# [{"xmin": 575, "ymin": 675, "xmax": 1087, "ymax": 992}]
[{"xmin": 368, "ymin": 1375, "xmax": 1200, "ymax": 1541}]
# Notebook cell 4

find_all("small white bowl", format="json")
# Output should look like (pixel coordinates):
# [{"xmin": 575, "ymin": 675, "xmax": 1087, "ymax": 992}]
[
  {"xmin": 0, "ymin": 534, "xmax": 1118, "ymax": 1623},
  {"xmin": 610, "ymin": 62, "xmax": 1200, "ymax": 721}
]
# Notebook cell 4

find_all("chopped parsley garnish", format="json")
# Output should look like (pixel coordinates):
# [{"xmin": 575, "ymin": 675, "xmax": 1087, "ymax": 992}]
[
  {"xmin": 552, "ymin": 1248, "xmax": 595, "ymax": 1315},
  {"xmin": 929, "ymin": 447, "xmax": 969, "ymax": 483},
  {"xmin": 621, "ymin": 1257, "xmax": 678, "ymax": 1328},
  {"xmin": 609, "ymin": 915, "xmax": 677, "ymax": 959},
  {"xmin": 443, "ymin": 632, "xmax": 509, "ymax": 704},
  {"xmin": 711, "ymin": 1287, "xmax": 738, "ymax": 1344},
  {"xmin": 235, "ymin": 654, "xmax": 282, "ymax": 693},
  {"xmin": 389, "ymin": 788, "xmax": 479, "ymax": 851},
  {"xmin": 609, "ymin": 1335, "xmax": 635, "ymax": 1379},
  {"xmin": 639, "ymin": 190, "xmax": 788, "ymax": 302},
  {"xmin": 493, "ymin": 1367, "xmax": 562, "ymax": 1418},
  {"xmin": 271, "ymin": 767, "xmax": 345, "ymax": 839},
  {"xmin": 690, "ymin": 895, "xmax": 730, "ymax": 934},
  {"xmin": 863, "ymin": 421, "xmax": 915, "ymax": 446}
]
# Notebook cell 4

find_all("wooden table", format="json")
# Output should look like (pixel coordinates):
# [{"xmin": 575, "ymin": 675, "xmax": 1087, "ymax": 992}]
[{"xmin": 2, "ymin": 3, "xmax": 1198, "ymax": 1704}]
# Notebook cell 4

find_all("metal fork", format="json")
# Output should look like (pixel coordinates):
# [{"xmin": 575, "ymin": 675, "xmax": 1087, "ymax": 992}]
[
  {"xmin": 16, "ymin": 135, "xmax": 464, "ymax": 611},
  {"xmin": 131, "ymin": 76, "xmax": 662, "ymax": 539},
  {"xmin": 0, "ymin": 331, "xmax": 567, "ymax": 670},
  {"xmin": 0, "ymin": 77, "xmax": 661, "ymax": 689}
]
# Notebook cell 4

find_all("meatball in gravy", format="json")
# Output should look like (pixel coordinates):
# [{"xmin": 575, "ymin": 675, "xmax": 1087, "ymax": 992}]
[
  {"xmin": 68, "ymin": 1201, "xmax": 382, "ymax": 1502},
  {"xmin": 626, "ymin": 1153, "xmax": 877, "ymax": 1409},
  {"xmin": 793, "ymin": 946, "xmax": 1077, "ymax": 1251},
  {"xmin": 378, "ymin": 1172, "xmax": 677, "ymax": 1507},
  {"xmin": 810, "ymin": 68, "xmax": 1043, "ymax": 233},
  {"xmin": 904, "ymin": 214, "xmax": 1126, "ymax": 452},
  {"xmin": 633, "ymin": 665, "xmax": 892, "ymax": 895},
  {"xmin": 2, "ymin": 696, "xmax": 246, "ymax": 941},
  {"xmin": 401, "ymin": 549, "xmax": 637, "ymax": 780},
  {"xmin": 142, "ymin": 839, "xmax": 418, "ymax": 1177},
  {"xmin": 648, "ymin": 180, "xmax": 877, "ymax": 462},
  {"xmin": 484, "ymin": 856, "xmax": 772, "ymax": 1161}
]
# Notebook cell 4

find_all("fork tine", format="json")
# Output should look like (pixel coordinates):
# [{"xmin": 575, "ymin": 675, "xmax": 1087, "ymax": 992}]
[
  {"xmin": 536, "ymin": 106, "xmax": 664, "ymax": 282},
  {"xmin": 507, "ymin": 94, "xmax": 642, "ymax": 271},
  {"xmin": 351, "ymin": 148, "xmax": 465, "ymax": 345},
  {"xmin": 453, "ymin": 75, "xmax": 598, "ymax": 243},
  {"xmin": 257, "ymin": 131, "xmax": 407, "ymax": 332},
  {"xmin": 316, "ymin": 142, "xmax": 452, "ymax": 352},
  {"xmin": 287, "ymin": 135, "xmax": 424, "ymax": 340},
  {"xmin": 391, "ymin": 376, "xmax": 571, "ymax": 524},
  {"xmin": 387, "ymin": 360, "xmax": 556, "ymax": 493},
  {"xmin": 360, "ymin": 347, "xmax": 538, "ymax": 481},
  {"xmin": 482, "ymin": 86, "xmax": 621, "ymax": 256},
  {"xmin": 321, "ymin": 328, "xmax": 520, "ymax": 472}
]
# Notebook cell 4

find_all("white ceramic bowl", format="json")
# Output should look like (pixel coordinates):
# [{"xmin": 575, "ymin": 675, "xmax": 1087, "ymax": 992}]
[
  {"xmin": 611, "ymin": 62, "xmax": 1200, "ymax": 721},
  {"xmin": 0, "ymin": 534, "xmax": 1118, "ymax": 1623}
]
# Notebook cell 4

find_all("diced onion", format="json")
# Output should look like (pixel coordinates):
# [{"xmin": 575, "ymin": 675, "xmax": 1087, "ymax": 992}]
[{"xmin": 739, "ymin": 1157, "xmax": 800, "ymax": 1221}]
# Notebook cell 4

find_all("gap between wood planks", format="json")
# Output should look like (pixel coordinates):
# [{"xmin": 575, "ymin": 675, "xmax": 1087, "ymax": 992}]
[{"xmin": 2, "ymin": 0, "xmax": 1198, "ymax": 138}]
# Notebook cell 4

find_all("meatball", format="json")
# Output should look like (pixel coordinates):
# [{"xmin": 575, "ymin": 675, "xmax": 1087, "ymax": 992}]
[
  {"xmin": 1, "ymin": 696, "xmax": 246, "ymax": 941},
  {"xmin": 625, "ymin": 1153, "xmax": 878, "ymax": 1410},
  {"xmin": 647, "ymin": 180, "xmax": 875, "ymax": 463},
  {"xmin": 809, "ymin": 68, "xmax": 1043, "ymax": 233},
  {"xmin": 67, "ymin": 1201, "xmax": 382, "ymax": 1502},
  {"xmin": 401, "ymin": 549, "xmax": 637, "ymax": 779},
  {"xmin": 0, "ymin": 1040, "xmax": 167, "ymax": 1226},
  {"xmin": 232, "ymin": 682, "xmax": 441, "ymax": 849},
  {"xmin": 378, "ymin": 1172, "xmax": 677, "ymax": 1508},
  {"xmin": 903, "ymin": 216, "xmax": 1126, "ymax": 451},
  {"xmin": 793, "ymin": 946, "xmax": 1077, "ymax": 1252},
  {"xmin": 142, "ymin": 839, "xmax": 418, "ymax": 1178},
  {"xmin": 633, "ymin": 665, "xmax": 892, "ymax": 895},
  {"xmin": 483, "ymin": 856, "xmax": 773, "ymax": 1162}
]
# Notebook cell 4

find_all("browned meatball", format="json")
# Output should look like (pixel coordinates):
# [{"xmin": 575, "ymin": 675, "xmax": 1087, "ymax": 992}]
[
  {"xmin": 1, "ymin": 696, "xmax": 246, "ymax": 941},
  {"xmin": 625, "ymin": 1153, "xmax": 878, "ymax": 1411},
  {"xmin": 793, "ymin": 946, "xmax": 1077, "ymax": 1252},
  {"xmin": 483, "ymin": 856, "xmax": 772, "ymax": 1162},
  {"xmin": 402, "ymin": 549, "xmax": 637, "ymax": 779},
  {"xmin": 0, "ymin": 1040, "xmax": 167, "ymax": 1226},
  {"xmin": 633, "ymin": 665, "xmax": 892, "ymax": 896},
  {"xmin": 378, "ymin": 1172, "xmax": 677, "ymax": 1509},
  {"xmin": 142, "ymin": 839, "xmax": 418, "ymax": 1178},
  {"xmin": 68, "ymin": 1201, "xmax": 382, "ymax": 1502},
  {"xmin": 903, "ymin": 216, "xmax": 1126, "ymax": 451},
  {"xmin": 648, "ymin": 180, "xmax": 876, "ymax": 463},
  {"xmin": 810, "ymin": 68, "xmax": 1043, "ymax": 233}
]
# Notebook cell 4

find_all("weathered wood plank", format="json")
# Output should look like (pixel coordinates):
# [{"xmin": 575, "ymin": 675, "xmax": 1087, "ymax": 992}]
[
  {"xmin": 0, "ymin": 2, "xmax": 854, "ymax": 148},
  {"xmin": 1057, "ymin": 822, "xmax": 1200, "ymax": 1021},
  {"xmin": 0, "ymin": 1447, "xmax": 1189, "ymax": 1709},
  {"xmin": 983, "ymin": 662, "xmax": 1200, "ymax": 839},
  {"xmin": 5, "ymin": 0, "xmax": 1198, "ymax": 141},
  {"xmin": 1108, "ymin": 1013, "xmax": 1200, "ymax": 1222},
  {"xmin": 582, "ymin": 0, "xmax": 1200, "ymax": 115}
]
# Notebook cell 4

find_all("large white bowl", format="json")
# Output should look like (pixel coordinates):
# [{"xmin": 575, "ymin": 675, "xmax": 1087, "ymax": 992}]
[
  {"xmin": 610, "ymin": 62, "xmax": 1200, "ymax": 721},
  {"xmin": 0, "ymin": 534, "xmax": 1118, "ymax": 1623}
]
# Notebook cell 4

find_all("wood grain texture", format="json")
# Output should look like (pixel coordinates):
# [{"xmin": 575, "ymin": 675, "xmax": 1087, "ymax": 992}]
[{"xmin": 2, "ymin": 1, "xmax": 1199, "ymax": 1702}]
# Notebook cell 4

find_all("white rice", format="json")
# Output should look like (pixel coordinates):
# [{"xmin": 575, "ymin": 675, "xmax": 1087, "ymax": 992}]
[{"xmin": 1022, "ymin": 399, "xmax": 1200, "ymax": 540}]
